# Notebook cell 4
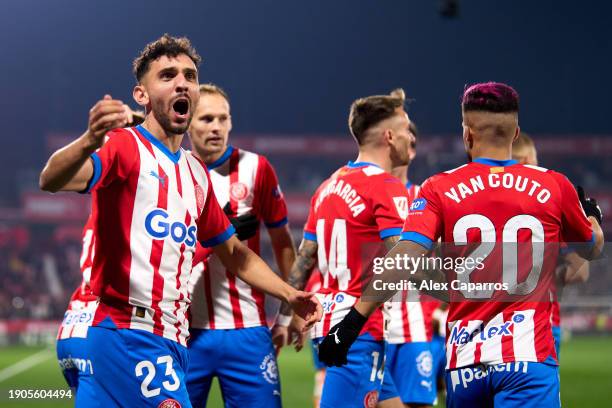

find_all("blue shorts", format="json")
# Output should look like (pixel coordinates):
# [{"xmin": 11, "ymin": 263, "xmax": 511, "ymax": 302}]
[
  {"xmin": 88, "ymin": 321, "xmax": 191, "ymax": 408},
  {"xmin": 379, "ymin": 362, "xmax": 399, "ymax": 402},
  {"xmin": 386, "ymin": 341, "xmax": 437, "ymax": 405},
  {"xmin": 446, "ymin": 362, "xmax": 560, "ymax": 408},
  {"xmin": 186, "ymin": 327, "xmax": 281, "ymax": 408},
  {"xmin": 56, "ymin": 337, "xmax": 97, "ymax": 407},
  {"xmin": 310, "ymin": 339, "xmax": 326, "ymax": 371},
  {"xmin": 431, "ymin": 334, "xmax": 447, "ymax": 380},
  {"xmin": 316, "ymin": 334, "xmax": 388, "ymax": 408},
  {"xmin": 552, "ymin": 326, "xmax": 561, "ymax": 361}
]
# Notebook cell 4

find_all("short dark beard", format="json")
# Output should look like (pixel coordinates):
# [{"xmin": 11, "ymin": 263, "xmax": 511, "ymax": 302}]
[{"xmin": 152, "ymin": 101, "xmax": 191, "ymax": 135}]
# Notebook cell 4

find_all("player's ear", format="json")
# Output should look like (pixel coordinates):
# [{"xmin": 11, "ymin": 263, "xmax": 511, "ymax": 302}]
[
  {"xmin": 133, "ymin": 84, "xmax": 149, "ymax": 109},
  {"xmin": 227, "ymin": 115, "xmax": 233, "ymax": 133},
  {"xmin": 512, "ymin": 125, "xmax": 520, "ymax": 143},
  {"xmin": 383, "ymin": 128, "xmax": 394, "ymax": 146},
  {"xmin": 462, "ymin": 123, "xmax": 473, "ymax": 151}
]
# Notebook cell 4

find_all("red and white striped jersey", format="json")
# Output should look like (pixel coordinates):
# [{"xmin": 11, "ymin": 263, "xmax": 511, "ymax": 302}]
[
  {"xmin": 189, "ymin": 146, "xmax": 288, "ymax": 330},
  {"xmin": 57, "ymin": 215, "xmax": 98, "ymax": 340},
  {"xmin": 88, "ymin": 125, "xmax": 233, "ymax": 346},
  {"xmin": 384, "ymin": 181, "xmax": 437, "ymax": 344},
  {"xmin": 304, "ymin": 162, "xmax": 409, "ymax": 341},
  {"xmin": 401, "ymin": 158, "xmax": 594, "ymax": 368}
]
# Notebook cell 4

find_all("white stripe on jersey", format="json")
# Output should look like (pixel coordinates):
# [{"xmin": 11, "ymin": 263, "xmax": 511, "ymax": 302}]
[
  {"xmin": 236, "ymin": 150, "xmax": 259, "ymax": 215},
  {"xmin": 128, "ymin": 133, "xmax": 158, "ymax": 333},
  {"xmin": 512, "ymin": 309, "xmax": 537, "ymax": 361},
  {"xmin": 384, "ymin": 290, "xmax": 427, "ymax": 343},
  {"xmin": 478, "ymin": 312, "xmax": 504, "ymax": 363},
  {"xmin": 453, "ymin": 319, "xmax": 483, "ymax": 368},
  {"xmin": 157, "ymin": 155, "xmax": 183, "ymax": 342}
]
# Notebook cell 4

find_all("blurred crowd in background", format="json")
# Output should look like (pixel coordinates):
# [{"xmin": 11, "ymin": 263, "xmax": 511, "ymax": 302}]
[{"xmin": 1, "ymin": 133, "xmax": 611, "ymax": 328}]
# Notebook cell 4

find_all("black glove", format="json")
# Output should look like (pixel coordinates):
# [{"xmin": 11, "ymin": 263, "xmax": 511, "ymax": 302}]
[
  {"xmin": 223, "ymin": 203, "xmax": 259, "ymax": 241},
  {"xmin": 317, "ymin": 307, "xmax": 367, "ymax": 367},
  {"xmin": 576, "ymin": 185, "xmax": 603, "ymax": 225}
]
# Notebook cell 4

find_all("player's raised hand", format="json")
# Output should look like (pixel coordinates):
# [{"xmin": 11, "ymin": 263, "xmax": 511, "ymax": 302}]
[
  {"xmin": 318, "ymin": 307, "xmax": 367, "ymax": 367},
  {"xmin": 86, "ymin": 95, "xmax": 129, "ymax": 147},
  {"xmin": 576, "ymin": 185, "xmax": 603, "ymax": 225},
  {"xmin": 287, "ymin": 291, "xmax": 322, "ymax": 331}
]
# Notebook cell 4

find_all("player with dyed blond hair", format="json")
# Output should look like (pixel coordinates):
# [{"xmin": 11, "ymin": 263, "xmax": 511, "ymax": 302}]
[
  {"xmin": 285, "ymin": 89, "xmax": 415, "ymax": 408},
  {"xmin": 186, "ymin": 83, "xmax": 297, "ymax": 407}
]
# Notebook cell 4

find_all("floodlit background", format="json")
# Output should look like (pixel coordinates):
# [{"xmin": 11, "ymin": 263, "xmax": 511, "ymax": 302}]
[{"xmin": 1, "ymin": 1, "xmax": 611, "ymax": 406}]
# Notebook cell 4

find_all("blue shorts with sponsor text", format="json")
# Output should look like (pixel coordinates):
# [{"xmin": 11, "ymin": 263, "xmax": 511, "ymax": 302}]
[
  {"xmin": 446, "ymin": 361, "xmax": 560, "ymax": 408},
  {"xmin": 56, "ymin": 337, "xmax": 97, "ymax": 407}
]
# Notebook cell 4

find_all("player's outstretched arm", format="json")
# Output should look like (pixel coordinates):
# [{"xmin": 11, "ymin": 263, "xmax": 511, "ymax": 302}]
[
  {"xmin": 213, "ymin": 235, "xmax": 322, "ymax": 329},
  {"xmin": 560, "ymin": 251, "xmax": 590, "ymax": 284},
  {"xmin": 39, "ymin": 95, "xmax": 128, "ymax": 192},
  {"xmin": 318, "ymin": 240, "xmax": 437, "ymax": 366},
  {"xmin": 574, "ymin": 186, "xmax": 605, "ymax": 260}
]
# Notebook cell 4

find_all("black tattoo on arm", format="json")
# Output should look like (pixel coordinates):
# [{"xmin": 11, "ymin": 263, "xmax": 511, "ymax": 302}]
[{"xmin": 280, "ymin": 239, "xmax": 318, "ymax": 316}]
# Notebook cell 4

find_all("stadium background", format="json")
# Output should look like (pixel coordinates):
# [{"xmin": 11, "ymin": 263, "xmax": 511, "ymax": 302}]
[{"xmin": 1, "ymin": 1, "xmax": 611, "ymax": 406}]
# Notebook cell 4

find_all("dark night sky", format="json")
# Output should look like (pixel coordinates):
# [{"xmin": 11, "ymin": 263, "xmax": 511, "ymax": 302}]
[{"xmin": 1, "ymin": 0, "xmax": 611, "ymax": 180}]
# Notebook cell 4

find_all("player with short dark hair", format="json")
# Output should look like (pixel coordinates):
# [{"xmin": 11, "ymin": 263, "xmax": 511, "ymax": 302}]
[
  {"xmin": 186, "ymin": 83, "xmax": 297, "ymax": 407},
  {"xmin": 318, "ymin": 82, "xmax": 604, "ymax": 408},
  {"xmin": 284, "ymin": 89, "xmax": 414, "ymax": 408},
  {"xmin": 40, "ymin": 34, "xmax": 321, "ymax": 408}
]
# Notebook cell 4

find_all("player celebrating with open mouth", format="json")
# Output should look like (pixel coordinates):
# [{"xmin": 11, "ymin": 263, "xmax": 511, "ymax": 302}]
[{"xmin": 39, "ymin": 34, "xmax": 321, "ymax": 408}]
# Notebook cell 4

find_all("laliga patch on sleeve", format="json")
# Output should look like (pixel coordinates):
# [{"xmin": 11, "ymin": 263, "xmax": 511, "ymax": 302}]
[
  {"xmin": 393, "ymin": 196, "xmax": 409, "ymax": 220},
  {"xmin": 410, "ymin": 198, "xmax": 427, "ymax": 211}
]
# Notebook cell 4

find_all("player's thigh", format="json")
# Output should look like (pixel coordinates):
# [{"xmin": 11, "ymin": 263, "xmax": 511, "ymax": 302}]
[
  {"xmin": 186, "ymin": 329, "xmax": 219, "ymax": 407},
  {"xmin": 216, "ymin": 327, "xmax": 281, "ymax": 408},
  {"xmin": 56, "ymin": 338, "xmax": 92, "ymax": 391},
  {"xmin": 75, "ymin": 374, "xmax": 99, "ymax": 408},
  {"xmin": 377, "ymin": 363, "xmax": 400, "ymax": 406},
  {"xmin": 88, "ymin": 326, "xmax": 192, "ymax": 408},
  {"xmin": 320, "ymin": 338, "xmax": 385, "ymax": 408},
  {"xmin": 387, "ymin": 342, "xmax": 437, "ymax": 405},
  {"xmin": 492, "ymin": 362, "xmax": 560, "ymax": 408},
  {"xmin": 445, "ymin": 365, "xmax": 493, "ymax": 408},
  {"xmin": 310, "ymin": 339, "xmax": 327, "ymax": 371},
  {"xmin": 430, "ymin": 335, "xmax": 447, "ymax": 381}
]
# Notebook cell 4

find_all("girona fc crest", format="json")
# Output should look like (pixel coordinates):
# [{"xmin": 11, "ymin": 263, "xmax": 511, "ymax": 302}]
[
  {"xmin": 195, "ymin": 185, "xmax": 205, "ymax": 211},
  {"xmin": 230, "ymin": 182, "xmax": 249, "ymax": 201},
  {"xmin": 363, "ymin": 390, "xmax": 379, "ymax": 408},
  {"xmin": 158, "ymin": 399, "xmax": 181, "ymax": 408}
]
